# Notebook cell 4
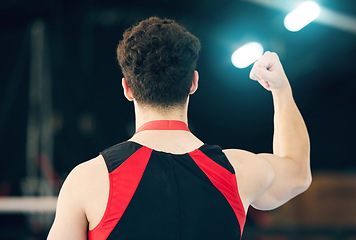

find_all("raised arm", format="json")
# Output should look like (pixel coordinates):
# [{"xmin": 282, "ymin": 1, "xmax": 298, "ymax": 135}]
[{"xmin": 225, "ymin": 51, "xmax": 311, "ymax": 211}]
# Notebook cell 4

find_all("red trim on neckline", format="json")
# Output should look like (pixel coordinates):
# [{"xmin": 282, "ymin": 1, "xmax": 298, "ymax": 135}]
[{"xmin": 136, "ymin": 120, "xmax": 190, "ymax": 134}]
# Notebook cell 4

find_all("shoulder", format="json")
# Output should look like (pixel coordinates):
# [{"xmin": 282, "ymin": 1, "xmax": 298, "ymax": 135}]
[
  {"xmin": 66, "ymin": 155, "xmax": 106, "ymax": 186},
  {"xmin": 222, "ymin": 149, "xmax": 275, "ymax": 207},
  {"xmin": 48, "ymin": 155, "xmax": 107, "ymax": 239},
  {"xmin": 60, "ymin": 155, "xmax": 107, "ymax": 202},
  {"xmin": 66, "ymin": 154, "xmax": 107, "ymax": 195},
  {"xmin": 223, "ymin": 149, "xmax": 273, "ymax": 173},
  {"xmin": 57, "ymin": 154, "xmax": 108, "ymax": 219},
  {"xmin": 59, "ymin": 155, "xmax": 109, "ymax": 223}
]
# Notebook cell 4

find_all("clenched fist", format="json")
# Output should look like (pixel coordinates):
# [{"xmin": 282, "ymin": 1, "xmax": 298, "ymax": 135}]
[{"xmin": 250, "ymin": 51, "xmax": 290, "ymax": 92}]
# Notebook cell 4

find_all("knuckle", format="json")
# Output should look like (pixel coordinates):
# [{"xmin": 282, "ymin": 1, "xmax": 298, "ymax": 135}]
[{"xmin": 270, "ymin": 52, "xmax": 279, "ymax": 59}]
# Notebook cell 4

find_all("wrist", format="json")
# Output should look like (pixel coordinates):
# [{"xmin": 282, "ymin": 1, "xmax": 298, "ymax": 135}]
[{"xmin": 271, "ymin": 82, "xmax": 292, "ymax": 98}]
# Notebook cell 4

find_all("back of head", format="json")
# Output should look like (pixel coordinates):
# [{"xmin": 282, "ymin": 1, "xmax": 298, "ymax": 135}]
[{"xmin": 117, "ymin": 17, "xmax": 201, "ymax": 109}]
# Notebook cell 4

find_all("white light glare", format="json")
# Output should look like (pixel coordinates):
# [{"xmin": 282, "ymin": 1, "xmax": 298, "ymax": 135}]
[
  {"xmin": 231, "ymin": 42, "xmax": 264, "ymax": 69},
  {"xmin": 284, "ymin": 1, "xmax": 321, "ymax": 32}
]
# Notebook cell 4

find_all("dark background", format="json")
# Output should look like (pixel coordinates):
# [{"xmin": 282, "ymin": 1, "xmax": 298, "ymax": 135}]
[{"xmin": 0, "ymin": 0, "xmax": 355, "ymax": 239}]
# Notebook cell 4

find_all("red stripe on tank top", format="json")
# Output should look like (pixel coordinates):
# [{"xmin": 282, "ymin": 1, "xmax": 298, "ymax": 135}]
[
  {"xmin": 189, "ymin": 150, "xmax": 246, "ymax": 237},
  {"xmin": 88, "ymin": 146, "xmax": 152, "ymax": 240}
]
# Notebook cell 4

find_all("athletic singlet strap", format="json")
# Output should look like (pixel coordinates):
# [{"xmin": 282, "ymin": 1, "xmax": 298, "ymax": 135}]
[{"xmin": 135, "ymin": 120, "xmax": 190, "ymax": 134}]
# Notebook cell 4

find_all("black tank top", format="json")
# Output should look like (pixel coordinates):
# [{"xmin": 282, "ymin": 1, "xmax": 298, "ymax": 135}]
[{"xmin": 88, "ymin": 141, "xmax": 245, "ymax": 240}]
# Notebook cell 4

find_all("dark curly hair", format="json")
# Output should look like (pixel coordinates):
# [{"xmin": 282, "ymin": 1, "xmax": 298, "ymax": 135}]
[{"xmin": 117, "ymin": 17, "xmax": 201, "ymax": 108}]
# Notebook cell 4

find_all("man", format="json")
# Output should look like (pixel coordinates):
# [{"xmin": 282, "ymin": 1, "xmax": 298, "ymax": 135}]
[{"xmin": 48, "ymin": 17, "xmax": 311, "ymax": 240}]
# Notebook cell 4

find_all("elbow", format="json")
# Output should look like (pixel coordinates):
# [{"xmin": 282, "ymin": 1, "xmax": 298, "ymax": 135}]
[
  {"xmin": 304, "ymin": 171, "xmax": 312, "ymax": 190},
  {"xmin": 300, "ymin": 155, "xmax": 312, "ymax": 192},
  {"xmin": 290, "ymin": 153, "xmax": 312, "ymax": 196},
  {"xmin": 290, "ymin": 155, "xmax": 312, "ymax": 196},
  {"xmin": 294, "ymin": 170, "xmax": 312, "ymax": 196}
]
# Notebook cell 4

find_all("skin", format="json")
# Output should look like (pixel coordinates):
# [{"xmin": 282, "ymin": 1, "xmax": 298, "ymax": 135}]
[{"xmin": 47, "ymin": 51, "xmax": 311, "ymax": 240}]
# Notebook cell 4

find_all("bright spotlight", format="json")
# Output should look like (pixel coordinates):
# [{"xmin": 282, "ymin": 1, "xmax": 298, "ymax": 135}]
[
  {"xmin": 284, "ymin": 1, "xmax": 321, "ymax": 32},
  {"xmin": 231, "ymin": 42, "xmax": 264, "ymax": 69}
]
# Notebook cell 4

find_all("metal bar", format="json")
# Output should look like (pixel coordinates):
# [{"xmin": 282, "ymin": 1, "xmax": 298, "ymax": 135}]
[{"xmin": 0, "ymin": 197, "xmax": 57, "ymax": 213}]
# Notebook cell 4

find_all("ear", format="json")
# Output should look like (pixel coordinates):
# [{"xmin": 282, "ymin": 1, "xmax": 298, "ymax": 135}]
[
  {"xmin": 189, "ymin": 70, "xmax": 199, "ymax": 95},
  {"xmin": 122, "ymin": 78, "xmax": 134, "ymax": 101}
]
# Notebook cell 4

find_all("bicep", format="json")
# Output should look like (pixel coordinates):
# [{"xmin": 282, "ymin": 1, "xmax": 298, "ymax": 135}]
[
  {"xmin": 224, "ymin": 149, "xmax": 275, "ymax": 211},
  {"xmin": 225, "ymin": 149, "xmax": 309, "ymax": 211},
  {"xmin": 251, "ymin": 153, "xmax": 309, "ymax": 210},
  {"xmin": 47, "ymin": 166, "xmax": 88, "ymax": 240}
]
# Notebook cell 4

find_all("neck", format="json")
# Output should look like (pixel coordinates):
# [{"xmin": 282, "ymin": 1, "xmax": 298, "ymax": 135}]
[{"xmin": 134, "ymin": 101, "xmax": 189, "ymax": 132}]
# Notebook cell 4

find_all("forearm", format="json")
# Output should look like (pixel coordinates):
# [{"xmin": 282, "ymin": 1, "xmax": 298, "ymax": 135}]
[
  {"xmin": 272, "ymin": 84, "xmax": 310, "ymax": 173},
  {"xmin": 249, "ymin": 51, "xmax": 311, "ymax": 178},
  {"xmin": 248, "ymin": 52, "xmax": 311, "ymax": 208}
]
